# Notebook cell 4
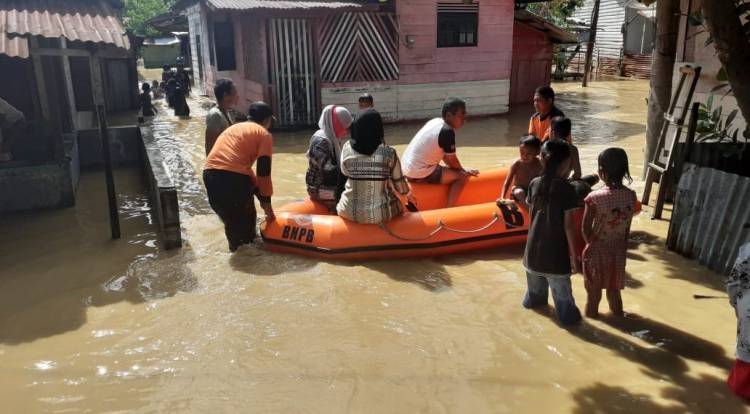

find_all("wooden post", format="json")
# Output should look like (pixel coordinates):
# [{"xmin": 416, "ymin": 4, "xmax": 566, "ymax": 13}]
[
  {"xmin": 91, "ymin": 54, "xmax": 120, "ymax": 239},
  {"xmin": 30, "ymin": 38, "xmax": 51, "ymax": 119},
  {"xmin": 60, "ymin": 39, "xmax": 79, "ymax": 130},
  {"xmin": 97, "ymin": 104, "xmax": 120, "ymax": 239},
  {"xmin": 582, "ymin": 0, "xmax": 601, "ymax": 87}
]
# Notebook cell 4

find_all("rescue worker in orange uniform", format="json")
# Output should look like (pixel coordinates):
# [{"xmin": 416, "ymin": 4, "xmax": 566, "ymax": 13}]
[{"xmin": 528, "ymin": 86, "xmax": 569, "ymax": 143}]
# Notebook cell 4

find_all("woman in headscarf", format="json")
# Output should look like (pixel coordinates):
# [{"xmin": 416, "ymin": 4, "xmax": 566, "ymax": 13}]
[
  {"xmin": 305, "ymin": 105, "xmax": 354, "ymax": 210},
  {"xmin": 336, "ymin": 109, "xmax": 417, "ymax": 224}
]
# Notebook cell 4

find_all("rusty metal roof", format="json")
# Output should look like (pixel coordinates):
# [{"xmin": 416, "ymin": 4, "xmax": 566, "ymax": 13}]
[
  {"xmin": 0, "ymin": 0, "xmax": 130, "ymax": 58},
  {"xmin": 205, "ymin": 0, "xmax": 363, "ymax": 11},
  {"xmin": 0, "ymin": 32, "xmax": 28, "ymax": 58}
]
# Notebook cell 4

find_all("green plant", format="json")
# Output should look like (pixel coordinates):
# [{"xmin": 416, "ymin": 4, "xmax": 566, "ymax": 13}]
[
  {"xmin": 123, "ymin": 0, "xmax": 175, "ymax": 37},
  {"xmin": 696, "ymin": 87, "xmax": 750, "ymax": 149},
  {"xmin": 525, "ymin": 0, "xmax": 585, "ymax": 28}
]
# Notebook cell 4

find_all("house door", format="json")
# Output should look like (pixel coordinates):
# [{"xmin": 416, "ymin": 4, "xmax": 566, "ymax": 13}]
[{"xmin": 268, "ymin": 18, "xmax": 317, "ymax": 127}]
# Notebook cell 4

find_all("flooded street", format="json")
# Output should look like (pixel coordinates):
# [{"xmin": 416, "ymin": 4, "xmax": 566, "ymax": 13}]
[{"xmin": 0, "ymin": 79, "xmax": 745, "ymax": 412}]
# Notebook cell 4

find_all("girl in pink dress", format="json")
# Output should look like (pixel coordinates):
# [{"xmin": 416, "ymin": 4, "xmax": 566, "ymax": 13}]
[{"xmin": 582, "ymin": 148, "xmax": 637, "ymax": 318}]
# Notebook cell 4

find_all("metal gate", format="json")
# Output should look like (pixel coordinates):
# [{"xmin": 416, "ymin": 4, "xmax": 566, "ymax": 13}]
[{"xmin": 268, "ymin": 18, "xmax": 317, "ymax": 127}]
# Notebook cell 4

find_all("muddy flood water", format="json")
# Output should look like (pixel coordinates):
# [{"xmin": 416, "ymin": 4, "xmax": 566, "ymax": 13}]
[{"xmin": 1, "ymin": 79, "xmax": 746, "ymax": 413}]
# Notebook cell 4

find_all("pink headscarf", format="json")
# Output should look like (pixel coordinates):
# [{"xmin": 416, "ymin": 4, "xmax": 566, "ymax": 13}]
[{"xmin": 312, "ymin": 105, "xmax": 353, "ymax": 163}]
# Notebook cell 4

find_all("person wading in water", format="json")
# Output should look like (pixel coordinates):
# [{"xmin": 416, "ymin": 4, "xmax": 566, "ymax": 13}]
[
  {"xmin": 205, "ymin": 79, "xmax": 239, "ymax": 155},
  {"xmin": 203, "ymin": 102, "xmax": 276, "ymax": 252}
]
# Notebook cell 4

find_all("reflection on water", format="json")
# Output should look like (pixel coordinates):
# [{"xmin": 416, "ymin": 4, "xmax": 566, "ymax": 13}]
[{"xmin": 0, "ymin": 80, "xmax": 745, "ymax": 412}]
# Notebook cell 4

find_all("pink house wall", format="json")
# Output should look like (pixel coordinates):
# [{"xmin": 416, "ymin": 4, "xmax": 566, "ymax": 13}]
[
  {"xmin": 396, "ymin": 0, "xmax": 515, "ymax": 85},
  {"xmin": 202, "ymin": 13, "xmax": 266, "ymax": 109}
]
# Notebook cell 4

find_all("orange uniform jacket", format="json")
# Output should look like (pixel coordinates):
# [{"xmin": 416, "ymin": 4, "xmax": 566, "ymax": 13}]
[
  {"xmin": 205, "ymin": 122, "xmax": 274, "ymax": 202},
  {"xmin": 528, "ymin": 106, "xmax": 569, "ymax": 143}
]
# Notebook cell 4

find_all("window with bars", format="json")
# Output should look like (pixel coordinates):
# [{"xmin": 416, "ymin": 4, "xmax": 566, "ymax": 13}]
[{"xmin": 437, "ymin": 3, "xmax": 479, "ymax": 48}]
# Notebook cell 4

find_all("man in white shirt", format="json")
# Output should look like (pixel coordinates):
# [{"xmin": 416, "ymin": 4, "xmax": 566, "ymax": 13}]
[
  {"xmin": 401, "ymin": 97, "xmax": 478, "ymax": 207},
  {"xmin": 204, "ymin": 78, "xmax": 239, "ymax": 155},
  {"xmin": 0, "ymin": 97, "xmax": 28, "ymax": 162}
]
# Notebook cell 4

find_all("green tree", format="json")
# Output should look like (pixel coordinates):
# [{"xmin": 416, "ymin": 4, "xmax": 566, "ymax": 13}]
[
  {"xmin": 123, "ymin": 0, "xmax": 174, "ymax": 37},
  {"xmin": 526, "ymin": 0, "xmax": 586, "ymax": 27}
]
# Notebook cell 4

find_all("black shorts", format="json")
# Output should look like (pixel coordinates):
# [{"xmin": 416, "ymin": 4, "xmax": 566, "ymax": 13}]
[{"xmin": 407, "ymin": 166, "xmax": 444, "ymax": 184}]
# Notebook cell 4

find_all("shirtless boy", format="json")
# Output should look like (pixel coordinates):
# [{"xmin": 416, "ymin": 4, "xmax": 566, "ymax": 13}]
[{"xmin": 498, "ymin": 134, "xmax": 543, "ymax": 209}]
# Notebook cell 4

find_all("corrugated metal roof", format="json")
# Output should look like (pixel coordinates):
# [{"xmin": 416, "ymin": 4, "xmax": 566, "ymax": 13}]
[
  {"xmin": 206, "ymin": 0, "xmax": 363, "ymax": 11},
  {"xmin": 0, "ymin": 0, "xmax": 130, "ymax": 57},
  {"xmin": 0, "ymin": 32, "xmax": 29, "ymax": 58}
]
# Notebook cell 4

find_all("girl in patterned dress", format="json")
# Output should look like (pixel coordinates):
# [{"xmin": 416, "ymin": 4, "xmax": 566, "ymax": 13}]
[{"xmin": 582, "ymin": 148, "xmax": 637, "ymax": 318}]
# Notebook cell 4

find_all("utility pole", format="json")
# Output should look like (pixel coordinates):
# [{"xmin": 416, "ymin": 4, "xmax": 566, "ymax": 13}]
[{"xmin": 582, "ymin": 0, "xmax": 601, "ymax": 87}]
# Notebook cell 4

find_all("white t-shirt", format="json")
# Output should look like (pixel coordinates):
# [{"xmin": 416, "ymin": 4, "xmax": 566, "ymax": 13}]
[{"xmin": 401, "ymin": 118, "xmax": 456, "ymax": 179}]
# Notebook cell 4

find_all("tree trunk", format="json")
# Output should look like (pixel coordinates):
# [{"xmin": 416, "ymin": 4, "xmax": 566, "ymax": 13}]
[
  {"xmin": 643, "ymin": 0, "xmax": 681, "ymax": 177},
  {"xmin": 702, "ymin": 0, "xmax": 750, "ymax": 128},
  {"xmin": 582, "ymin": 0, "xmax": 601, "ymax": 87}
]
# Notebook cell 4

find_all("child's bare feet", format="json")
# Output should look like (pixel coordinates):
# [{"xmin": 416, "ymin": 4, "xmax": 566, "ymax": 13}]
[
  {"xmin": 609, "ymin": 308, "xmax": 624, "ymax": 317},
  {"xmin": 585, "ymin": 303, "xmax": 599, "ymax": 318}
]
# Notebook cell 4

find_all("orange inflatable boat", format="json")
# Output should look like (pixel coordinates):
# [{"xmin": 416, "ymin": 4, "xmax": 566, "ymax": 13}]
[{"xmin": 260, "ymin": 168, "xmax": 529, "ymax": 260}]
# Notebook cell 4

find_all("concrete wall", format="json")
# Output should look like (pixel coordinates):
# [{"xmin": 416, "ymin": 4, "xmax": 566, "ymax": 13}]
[
  {"xmin": 139, "ymin": 126, "xmax": 182, "ymax": 249},
  {"xmin": 0, "ymin": 162, "xmax": 76, "ymax": 212},
  {"xmin": 0, "ymin": 133, "xmax": 80, "ymax": 213},
  {"xmin": 78, "ymin": 126, "xmax": 142, "ymax": 168}
]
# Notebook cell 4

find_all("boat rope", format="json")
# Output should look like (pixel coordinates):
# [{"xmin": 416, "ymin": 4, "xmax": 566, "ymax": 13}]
[
  {"xmin": 439, "ymin": 212, "xmax": 500, "ymax": 233},
  {"xmin": 378, "ymin": 221, "xmax": 445, "ymax": 241},
  {"xmin": 378, "ymin": 212, "xmax": 501, "ymax": 241}
]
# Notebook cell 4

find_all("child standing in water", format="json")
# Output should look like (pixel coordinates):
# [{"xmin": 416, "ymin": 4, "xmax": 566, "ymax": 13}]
[
  {"xmin": 499, "ymin": 134, "xmax": 543, "ymax": 209},
  {"xmin": 582, "ymin": 148, "xmax": 637, "ymax": 318},
  {"xmin": 139, "ymin": 83, "xmax": 157, "ymax": 117},
  {"xmin": 151, "ymin": 80, "xmax": 162, "ymax": 99},
  {"xmin": 523, "ymin": 139, "xmax": 582, "ymax": 325}
]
